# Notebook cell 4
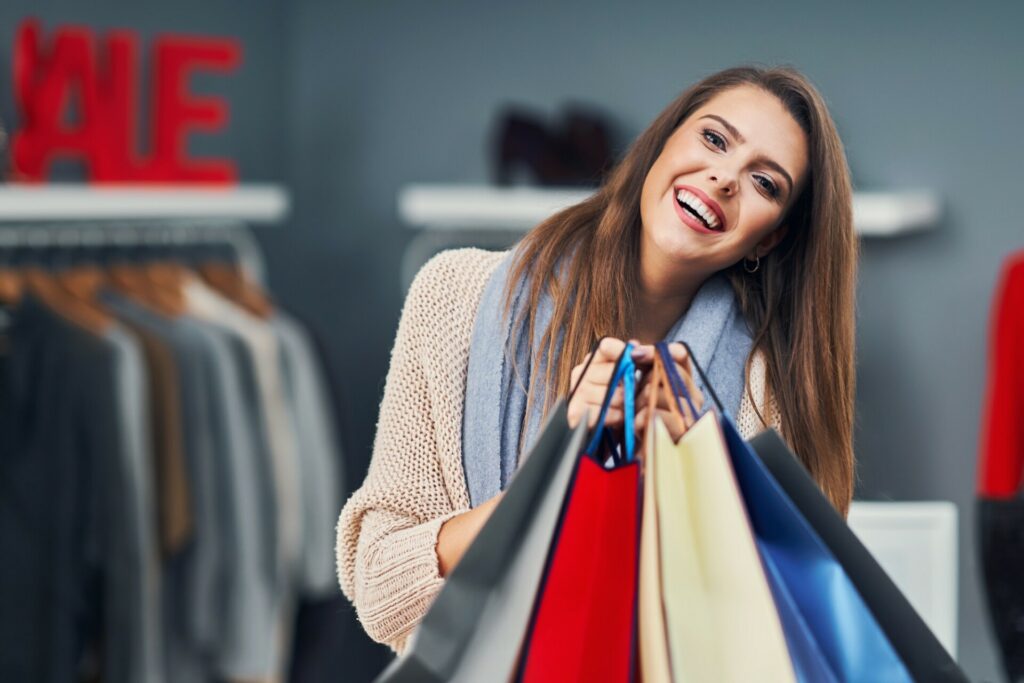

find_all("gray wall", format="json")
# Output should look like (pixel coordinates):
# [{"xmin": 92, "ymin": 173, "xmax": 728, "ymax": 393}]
[{"xmin": 280, "ymin": 1, "xmax": 1021, "ymax": 681}]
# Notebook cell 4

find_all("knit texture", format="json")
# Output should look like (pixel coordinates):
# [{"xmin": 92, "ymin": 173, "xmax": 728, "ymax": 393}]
[{"xmin": 335, "ymin": 248, "xmax": 782, "ymax": 653}]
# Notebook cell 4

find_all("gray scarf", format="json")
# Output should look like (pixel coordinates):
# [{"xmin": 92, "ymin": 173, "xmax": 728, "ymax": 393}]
[{"xmin": 462, "ymin": 247, "xmax": 754, "ymax": 508}]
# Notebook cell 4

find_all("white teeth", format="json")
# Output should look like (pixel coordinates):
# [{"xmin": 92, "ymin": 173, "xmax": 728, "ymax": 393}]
[{"xmin": 675, "ymin": 189, "xmax": 721, "ymax": 229}]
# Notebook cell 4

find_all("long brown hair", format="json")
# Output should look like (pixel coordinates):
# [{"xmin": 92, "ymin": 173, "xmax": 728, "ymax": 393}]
[{"xmin": 504, "ymin": 65, "xmax": 857, "ymax": 515}]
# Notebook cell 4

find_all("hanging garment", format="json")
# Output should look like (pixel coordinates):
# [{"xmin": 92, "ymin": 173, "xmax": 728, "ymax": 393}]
[
  {"xmin": 102, "ymin": 323, "xmax": 166, "ymax": 683},
  {"xmin": 101, "ymin": 292, "xmax": 224, "ymax": 653},
  {"xmin": 750, "ymin": 429, "xmax": 969, "ymax": 682},
  {"xmin": 114, "ymin": 317, "xmax": 192, "ymax": 558},
  {"xmin": 975, "ymin": 250, "xmax": 1024, "ymax": 682},
  {"xmin": 979, "ymin": 498, "xmax": 1024, "ymax": 682},
  {"xmin": 183, "ymin": 277, "xmax": 303, "ymax": 583},
  {"xmin": 102, "ymin": 291, "xmax": 289, "ymax": 682},
  {"xmin": 181, "ymin": 278, "xmax": 300, "ymax": 677},
  {"xmin": 0, "ymin": 294, "xmax": 165, "ymax": 683},
  {"xmin": 1, "ymin": 294, "xmax": 112, "ymax": 683},
  {"xmin": 191, "ymin": 320, "xmax": 284, "ymax": 680},
  {"xmin": 979, "ymin": 249, "xmax": 1024, "ymax": 497},
  {"xmin": 1, "ymin": 257, "xmax": 347, "ymax": 683},
  {"xmin": 377, "ymin": 404, "xmax": 586, "ymax": 683},
  {"xmin": 272, "ymin": 313, "xmax": 345, "ymax": 596}
]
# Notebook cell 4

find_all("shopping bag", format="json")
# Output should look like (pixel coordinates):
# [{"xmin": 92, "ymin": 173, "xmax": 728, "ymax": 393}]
[
  {"xmin": 636, "ymin": 358, "xmax": 674, "ymax": 683},
  {"xmin": 654, "ymin": 343, "xmax": 838, "ymax": 682},
  {"xmin": 750, "ymin": 429, "xmax": 968, "ymax": 682},
  {"xmin": 517, "ymin": 344, "xmax": 642, "ymax": 683},
  {"xmin": 654, "ymin": 408, "xmax": 796, "ymax": 681},
  {"xmin": 375, "ymin": 401, "xmax": 587, "ymax": 683},
  {"xmin": 716, "ymin": 396, "xmax": 913, "ymax": 681},
  {"xmin": 660, "ymin": 342, "xmax": 912, "ymax": 681}
]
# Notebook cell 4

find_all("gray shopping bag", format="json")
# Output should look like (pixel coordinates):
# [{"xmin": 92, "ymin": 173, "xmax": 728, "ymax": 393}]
[{"xmin": 376, "ymin": 400, "xmax": 587, "ymax": 683}]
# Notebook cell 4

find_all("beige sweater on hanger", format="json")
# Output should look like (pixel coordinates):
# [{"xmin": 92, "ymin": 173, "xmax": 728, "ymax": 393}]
[{"xmin": 334, "ymin": 248, "xmax": 782, "ymax": 654}]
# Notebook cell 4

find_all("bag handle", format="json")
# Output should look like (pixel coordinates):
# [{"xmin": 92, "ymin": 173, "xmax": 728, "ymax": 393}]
[
  {"xmin": 641, "ymin": 349, "xmax": 691, "ymax": 442},
  {"xmin": 664, "ymin": 340, "xmax": 725, "ymax": 414},
  {"xmin": 655, "ymin": 342, "xmax": 700, "ymax": 421},
  {"xmin": 582, "ymin": 341, "xmax": 637, "ymax": 463},
  {"xmin": 567, "ymin": 336, "xmax": 607, "ymax": 403}
]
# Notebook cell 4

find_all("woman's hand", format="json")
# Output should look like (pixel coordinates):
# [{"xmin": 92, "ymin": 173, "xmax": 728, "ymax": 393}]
[
  {"xmin": 634, "ymin": 342, "xmax": 704, "ymax": 443},
  {"xmin": 567, "ymin": 337, "xmax": 641, "ymax": 431},
  {"xmin": 436, "ymin": 491, "xmax": 505, "ymax": 577}
]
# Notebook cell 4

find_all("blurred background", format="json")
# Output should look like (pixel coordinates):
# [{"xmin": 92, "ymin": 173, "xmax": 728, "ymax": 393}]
[{"xmin": 1, "ymin": 1, "xmax": 1022, "ymax": 681}]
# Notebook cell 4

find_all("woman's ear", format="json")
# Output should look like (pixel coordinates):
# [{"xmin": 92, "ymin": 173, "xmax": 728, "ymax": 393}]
[{"xmin": 753, "ymin": 223, "xmax": 789, "ymax": 259}]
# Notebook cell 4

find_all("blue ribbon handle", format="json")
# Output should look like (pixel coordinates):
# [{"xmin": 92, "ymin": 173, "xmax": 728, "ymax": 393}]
[
  {"xmin": 655, "ymin": 341, "xmax": 700, "ymax": 420},
  {"xmin": 583, "ymin": 342, "xmax": 637, "ymax": 463}
]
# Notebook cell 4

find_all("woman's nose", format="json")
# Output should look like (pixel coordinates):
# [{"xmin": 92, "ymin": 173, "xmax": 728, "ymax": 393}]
[{"xmin": 708, "ymin": 172, "xmax": 737, "ymax": 196}]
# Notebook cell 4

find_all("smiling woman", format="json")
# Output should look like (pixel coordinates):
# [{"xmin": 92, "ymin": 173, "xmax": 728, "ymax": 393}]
[
  {"xmin": 504, "ymin": 65, "xmax": 855, "ymax": 512},
  {"xmin": 336, "ymin": 64, "xmax": 857, "ymax": 653}
]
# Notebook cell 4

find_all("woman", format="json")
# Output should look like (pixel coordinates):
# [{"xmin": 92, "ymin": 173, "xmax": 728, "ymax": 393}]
[{"xmin": 336, "ymin": 64, "xmax": 857, "ymax": 653}]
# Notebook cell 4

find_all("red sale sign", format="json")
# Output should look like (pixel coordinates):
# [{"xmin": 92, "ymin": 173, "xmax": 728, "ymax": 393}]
[{"xmin": 11, "ymin": 19, "xmax": 241, "ymax": 184}]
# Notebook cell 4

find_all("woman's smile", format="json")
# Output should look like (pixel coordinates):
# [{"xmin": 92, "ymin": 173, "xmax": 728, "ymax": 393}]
[{"xmin": 672, "ymin": 184, "xmax": 727, "ymax": 233}]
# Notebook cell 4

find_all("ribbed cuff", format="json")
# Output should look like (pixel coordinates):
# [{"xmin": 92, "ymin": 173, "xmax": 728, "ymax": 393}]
[{"xmin": 355, "ymin": 509, "xmax": 466, "ymax": 650}]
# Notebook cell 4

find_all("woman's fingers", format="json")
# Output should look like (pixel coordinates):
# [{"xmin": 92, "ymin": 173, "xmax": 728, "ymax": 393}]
[
  {"xmin": 664, "ymin": 342, "xmax": 705, "ymax": 412},
  {"xmin": 595, "ymin": 407, "xmax": 624, "ymax": 429},
  {"xmin": 568, "ymin": 338, "xmax": 631, "ymax": 428},
  {"xmin": 635, "ymin": 406, "xmax": 688, "ymax": 442}
]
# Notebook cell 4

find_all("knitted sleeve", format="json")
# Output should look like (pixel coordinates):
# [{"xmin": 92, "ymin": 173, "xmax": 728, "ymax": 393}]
[
  {"xmin": 736, "ymin": 349, "xmax": 783, "ymax": 440},
  {"xmin": 335, "ymin": 249, "xmax": 502, "ymax": 653}
]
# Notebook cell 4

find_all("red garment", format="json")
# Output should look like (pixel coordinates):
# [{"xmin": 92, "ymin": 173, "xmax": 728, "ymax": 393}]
[{"xmin": 979, "ymin": 250, "xmax": 1024, "ymax": 497}]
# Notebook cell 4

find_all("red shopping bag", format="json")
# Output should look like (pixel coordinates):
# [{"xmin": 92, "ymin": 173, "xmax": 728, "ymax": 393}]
[
  {"xmin": 518, "ymin": 343, "xmax": 642, "ymax": 683},
  {"xmin": 518, "ymin": 455, "xmax": 641, "ymax": 682}
]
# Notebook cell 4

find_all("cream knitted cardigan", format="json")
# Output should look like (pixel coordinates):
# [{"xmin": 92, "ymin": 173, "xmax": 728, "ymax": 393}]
[{"xmin": 335, "ymin": 248, "xmax": 782, "ymax": 653}]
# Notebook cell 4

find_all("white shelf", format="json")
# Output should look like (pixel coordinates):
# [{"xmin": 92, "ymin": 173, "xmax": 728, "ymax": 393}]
[
  {"xmin": 848, "ymin": 501, "xmax": 958, "ymax": 657},
  {"xmin": 0, "ymin": 183, "xmax": 290, "ymax": 223},
  {"xmin": 398, "ymin": 183, "xmax": 941, "ymax": 237}
]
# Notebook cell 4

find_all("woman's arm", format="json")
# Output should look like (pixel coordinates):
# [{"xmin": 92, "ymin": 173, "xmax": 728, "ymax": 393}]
[{"xmin": 335, "ymin": 257, "xmax": 469, "ymax": 651}]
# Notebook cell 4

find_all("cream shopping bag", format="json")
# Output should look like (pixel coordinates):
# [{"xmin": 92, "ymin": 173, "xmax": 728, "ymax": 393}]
[
  {"xmin": 655, "ymin": 409, "xmax": 795, "ymax": 683},
  {"xmin": 637, "ymin": 413, "xmax": 672, "ymax": 683}
]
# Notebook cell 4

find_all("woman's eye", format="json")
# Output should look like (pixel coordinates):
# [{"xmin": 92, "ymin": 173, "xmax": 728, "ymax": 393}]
[
  {"xmin": 701, "ymin": 128, "xmax": 726, "ymax": 150},
  {"xmin": 755, "ymin": 175, "xmax": 779, "ymax": 198}
]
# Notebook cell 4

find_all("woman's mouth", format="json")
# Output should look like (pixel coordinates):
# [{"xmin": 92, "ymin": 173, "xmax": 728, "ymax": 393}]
[{"xmin": 672, "ymin": 189, "xmax": 724, "ymax": 233}]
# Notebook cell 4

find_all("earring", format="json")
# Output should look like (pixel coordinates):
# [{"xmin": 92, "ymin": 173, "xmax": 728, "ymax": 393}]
[{"xmin": 743, "ymin": 254, "xmax": 761, "ymax": 273}]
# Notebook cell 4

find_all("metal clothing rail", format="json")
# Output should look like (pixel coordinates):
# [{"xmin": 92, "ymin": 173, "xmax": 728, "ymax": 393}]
[{"xmin": 0, "ymin": 220, "xmax": 267, "ymax": 284}]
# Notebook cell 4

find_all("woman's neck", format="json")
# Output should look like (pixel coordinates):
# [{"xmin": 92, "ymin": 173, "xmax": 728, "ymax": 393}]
[{"xmin": 633, "ymin": 246, "xmax": 706, "ymax": 344}]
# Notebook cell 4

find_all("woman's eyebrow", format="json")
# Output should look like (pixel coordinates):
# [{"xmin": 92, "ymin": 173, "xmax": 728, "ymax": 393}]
[
  {"xmin": 699, "ymin": 113, "xmax": 794, "ymax": 195},
  {"xmin": 700, "ymin": 114, "xmax": 746, "ymax": 144}
]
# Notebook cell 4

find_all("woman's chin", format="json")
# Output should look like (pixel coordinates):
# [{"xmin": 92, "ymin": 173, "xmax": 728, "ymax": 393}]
[{"xmin": 650, "ymin": 225, "xmax": 717, "ymax": 264}]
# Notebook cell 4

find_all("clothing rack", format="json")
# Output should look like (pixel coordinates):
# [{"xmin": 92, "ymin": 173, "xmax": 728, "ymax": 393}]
[
  {"xmin": 0, "ymin": 220, "xmax": 267, "ymax": 284},
  {"xmin": 0, "ymin": 213, "xmax": 343, "ymax": 683}
]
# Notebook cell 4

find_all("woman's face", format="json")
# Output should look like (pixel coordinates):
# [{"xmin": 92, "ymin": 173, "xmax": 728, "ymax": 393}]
[{"xmin": 639, "ymin": 84, "xmax": 810, "ymax": 278}]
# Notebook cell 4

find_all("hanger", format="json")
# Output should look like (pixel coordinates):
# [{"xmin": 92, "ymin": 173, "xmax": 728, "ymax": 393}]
[
  {"xmin": 22, "ymin": 266, "xmax": 110, "ymax": 334},
  {"xmin": 0, "ymin": 230, "xmax": 23, "ymax": 305},
  {"xmin": 0, "ymin": 270, "xmax": 22, "ymax": 305},
  {"xmin": 1, "ymin": 227, "xmax": 109, "ymax": 333},
  {"xmin": 103, "ymin": 228, "xmax": 184, "ymax": 318},
  {"xmin": 142, "ymin": 260, "xmax": 188, "ymax": 317},
  {"xmin": 51, "ymin": 228, "xmax": 123, "ymax": 327},
  {"xmin": 197, "ymin": 240, "xmax": 273, "ymax": 318}
]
